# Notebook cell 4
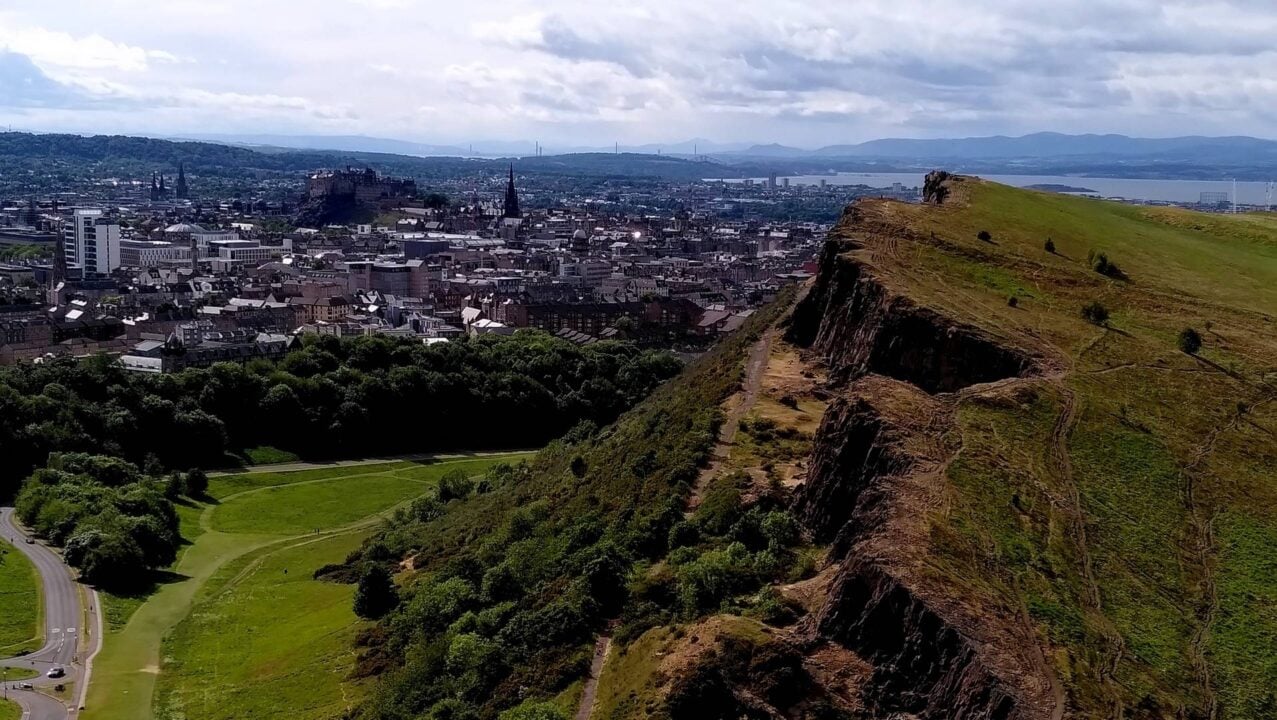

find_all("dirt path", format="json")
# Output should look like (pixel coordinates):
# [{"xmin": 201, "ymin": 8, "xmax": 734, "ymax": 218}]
[
  {"xmin": 574, "ymin": 630, "xmax": 613, "ymax": 720},
  {"xmin": 1045, "ymin": 384, "xmax": 1126, "ymax": 718},
  {"xmin": 686, "ymin": 329, "xmax": 778, "ymax": 511}
]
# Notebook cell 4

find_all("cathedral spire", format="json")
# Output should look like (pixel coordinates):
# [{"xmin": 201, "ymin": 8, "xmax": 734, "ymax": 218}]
[
  {"xmin": 502, "ymin": 164, "xmax": 520, "ymax": 219},
  {"xmin": 176, "ymin": 162, "xmax": 189, "ymax": 199}
]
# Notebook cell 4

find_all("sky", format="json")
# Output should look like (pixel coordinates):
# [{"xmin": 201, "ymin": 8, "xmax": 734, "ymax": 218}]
[{"xmin": 0, "ymin": 0, "xmax": 1274, "ymax": 148}]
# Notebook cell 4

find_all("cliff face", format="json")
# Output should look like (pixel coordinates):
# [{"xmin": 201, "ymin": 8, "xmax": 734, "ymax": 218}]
[
  {"xmin": 789, "ymin": 238, "xmax": 1054, "ymax": 720},
  {"xmin": 790, "ymin": 240, "xmax": 1034, "ymax": 393}
]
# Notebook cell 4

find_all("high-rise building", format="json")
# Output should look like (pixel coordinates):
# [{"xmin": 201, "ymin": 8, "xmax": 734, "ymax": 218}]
[{"xmin": 62, "ymin": 209, "xmax": 121, "ymax": 276}]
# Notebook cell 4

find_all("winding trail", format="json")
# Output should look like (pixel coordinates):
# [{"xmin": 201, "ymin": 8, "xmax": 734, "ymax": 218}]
[{"xmin": 686, "ymin": 329, "xmax": 778, "ymax": 513}]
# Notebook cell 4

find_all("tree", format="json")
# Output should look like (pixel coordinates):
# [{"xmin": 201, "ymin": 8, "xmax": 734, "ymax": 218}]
[
  {"xmin": 1044, "ymin": 237, "xmax": 1055, "ymax": 253},
  {"xmin": 184, "ymin": 468, "xmax": 209, "ymax": 497},
  {"xmin": 353, "ymin": 563, "xmax": 399, "ymax": 619},
  {"xmin": 1178, "ymin": 327, "xmax": 1203, "ymax": 355},
  {"xmin": 1081, "ymin": 301, "xmax": 1110, "ymax": 326},
  {"xmin": 977, "ymin": 230, "xmax": 992, "ymax": 242}
]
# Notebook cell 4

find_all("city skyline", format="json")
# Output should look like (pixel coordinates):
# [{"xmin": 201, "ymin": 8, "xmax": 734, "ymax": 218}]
[{"xmin": 1, "ymin": 1, "xmax": 1276, "ymax": 146}]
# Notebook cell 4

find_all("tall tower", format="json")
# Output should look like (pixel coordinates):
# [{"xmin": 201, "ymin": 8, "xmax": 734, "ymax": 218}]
[
  {"xmin": 502, "ymin": 164, "xmax": 521, "ymax": 219},
  {"xmin": 159, "ymin": 173, "xmax": 167, "ymax": 198},
  {"xmin": 151, "ymin": 172, "xmax": 159, "ymax": 201},
  {"xmin": 176, "ymin": 162, "xmax": 189, "ymax": 199}
]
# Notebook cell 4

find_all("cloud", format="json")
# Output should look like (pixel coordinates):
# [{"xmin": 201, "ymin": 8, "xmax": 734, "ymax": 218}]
[
  {"xmin": 4, "ymin": 0, "xmax": 1277, "ymax": 144},
  {"xmin": 0, "ymin": 51, "xmax": 100, "ymax": 108},
  {"xmin": 0, "ymin": 25, "xmax": 180, "ymax": 72}
]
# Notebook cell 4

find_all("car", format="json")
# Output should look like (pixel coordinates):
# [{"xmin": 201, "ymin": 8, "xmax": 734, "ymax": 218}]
[
  {"xmin": 46, "ymin": 667, "xmax": 65, "ymax": 678},
  {"xmin": 24, "ymin": 538, "xmax": 34, "ymax": 544},
  {"xmin": 18, "ymin": 683, "xmax": 33, "ymax": 690}
]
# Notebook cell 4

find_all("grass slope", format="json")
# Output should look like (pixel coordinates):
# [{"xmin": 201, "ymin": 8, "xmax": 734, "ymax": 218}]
[
  {"xmin": 0, "ymin": 539, "xmax": 40, "ymax": 654},
  {"xmin": 83, "ymin": 453, "xmax": 530, "ymax": 720},
  {"xmin": 155, "ymin": 532, "xmax": 372, "ymax": 720},
  {"xmin": 847, "ymin": 179, "xmax": 1277, "ymax": 717}
]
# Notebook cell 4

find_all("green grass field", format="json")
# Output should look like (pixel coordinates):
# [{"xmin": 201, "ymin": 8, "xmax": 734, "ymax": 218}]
[
  {"xmin": 0, "ymin": 539, "xmax": 40, "ymax": 654},
  {"xmin": 83, "ymin": 452, "xmax": 532, "ymax": 720},
  {"xmin": 0, "ymin": 698, "xmax": 19, "ymax": 720},
  {"xmin": 155, "ymin": 532, "xmax": 373, "ymax": 720}
]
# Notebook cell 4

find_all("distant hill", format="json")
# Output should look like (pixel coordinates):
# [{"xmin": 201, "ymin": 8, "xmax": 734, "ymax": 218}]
[
  {"xmin": 0, "ymin": 132, "xmax": 749, "ymax": 182},
  {"xmin": 181, "ymin": 133, "xmax": 472, "ymax": 158}
]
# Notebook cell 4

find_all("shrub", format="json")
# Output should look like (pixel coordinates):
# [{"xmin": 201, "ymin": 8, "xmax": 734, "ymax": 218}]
[
  {"xmin": 1007, "ymin": 295, "xmax": 1018, "ymax": 308},
  {"xmin": 438, "ymin": 469, "xmax": 475, "ymax": 502},
  {"xmin": 1044, "ymin": 237, "xmax": 1055, "ymax": 253},
  {"xmin": 1178, "ymin": 327, "xmax": 1203, "ymax": 355},
  {"xmin": 977, "ymin": 230, "xmax": 992, "ymax": 242},
  {"xmin": 1081, "ymin": 301, "xmax": 1110, "ymax": 326},
  {"xmin": 1087, "ymin": 250, "xmax": 1123, "ymax": 278}
]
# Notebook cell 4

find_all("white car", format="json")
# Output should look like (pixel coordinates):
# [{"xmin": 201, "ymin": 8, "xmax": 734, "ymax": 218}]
[{"xmin": 46, "ymin": 667, "xmax": 65, "ymax": 678}]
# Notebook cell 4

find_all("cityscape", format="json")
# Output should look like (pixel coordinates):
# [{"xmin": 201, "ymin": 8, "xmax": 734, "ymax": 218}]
[{"xmin": 1, "ymin": 3, "xmax": 1276, "ymax": 720}]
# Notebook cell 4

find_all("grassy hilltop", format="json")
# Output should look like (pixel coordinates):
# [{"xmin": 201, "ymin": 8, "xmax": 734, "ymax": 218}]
[{"xmin": 816, "ymin": 178, "xmax": 1277, "ymax": 717}]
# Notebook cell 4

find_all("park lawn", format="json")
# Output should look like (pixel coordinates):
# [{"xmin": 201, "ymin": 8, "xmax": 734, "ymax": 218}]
[
  {"xmin": 0, "ymin": 698, "xmax": 19, "ymax": 720},
  {"xmin": 243, "ymin": 446, "xmax": 301, "ymax": 465},
  {"xmin": 205, "ymin": 462, "xmax": 412, "ymax": 500},
  {"xmin": 155, "ymin": 531, "xmax": 372, "ymax": 720},
  {"xmin": 211, "ymin": 472, "xmax": 427, "ymax": 535},
  {"xmin": 0, "ymin": 539, "xmax": 41, "ymax": 654},
  {"xmin": 83, "ymin": 452, "xmax": 533, "ymax": 720}
]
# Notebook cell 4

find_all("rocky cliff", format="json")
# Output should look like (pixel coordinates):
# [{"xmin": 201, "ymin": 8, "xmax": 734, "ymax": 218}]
[{"xmin": 787, "ymin": 233, "xmax": 1058, "ymax": 719}]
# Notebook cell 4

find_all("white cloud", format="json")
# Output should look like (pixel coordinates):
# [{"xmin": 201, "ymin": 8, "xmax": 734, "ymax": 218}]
[{"xmin": 0, "ymin": 0, "xmax": 1276, "ymax": 144}]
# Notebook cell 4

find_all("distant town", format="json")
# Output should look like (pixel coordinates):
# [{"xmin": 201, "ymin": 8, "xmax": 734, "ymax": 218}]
[{"xmin": 0, "ymin": 162, "xmax": 917, "ymax": 369}]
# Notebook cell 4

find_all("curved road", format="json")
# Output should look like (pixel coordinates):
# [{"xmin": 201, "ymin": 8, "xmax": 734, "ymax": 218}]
[{"xmin": 0, "ymin": 507, "xmax": 101, "ymax": 720}]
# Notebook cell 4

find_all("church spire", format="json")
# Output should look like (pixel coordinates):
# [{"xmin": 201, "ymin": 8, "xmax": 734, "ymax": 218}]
[
  {"xmin": 176, "ymin": 162, "xmax": 189, "ymax": 199},
  {"xmin": 502, "ymin": 164, "xmax": 520, "ymax": 219}
]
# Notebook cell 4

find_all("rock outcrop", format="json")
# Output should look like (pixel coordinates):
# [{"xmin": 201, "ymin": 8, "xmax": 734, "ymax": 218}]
[
  {"xmin": 787, "ymin": 227, "xmax": 1055, "ymax": 719},
  {"xmin": 791, "ymin": 240, "xmax": 1036, "ymax": 393}
]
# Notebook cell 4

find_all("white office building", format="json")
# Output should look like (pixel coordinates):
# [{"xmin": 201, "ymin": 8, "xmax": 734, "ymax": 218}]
[{"xmin": 63, "ymin": 209, "xmax": 121, "ymax": 276}]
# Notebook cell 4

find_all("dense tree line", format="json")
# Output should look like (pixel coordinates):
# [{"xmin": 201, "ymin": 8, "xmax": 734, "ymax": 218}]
[
  {"xmin": 343, "ymin": 289, "xmax": 803, "ymax": 720},
  {"xmin": 14, "ymin": 453, "xmax": 181, "ymax": 588},
  {"xmin": 0, "ymin": 332, "xmax": 682, "ymax": 500}
]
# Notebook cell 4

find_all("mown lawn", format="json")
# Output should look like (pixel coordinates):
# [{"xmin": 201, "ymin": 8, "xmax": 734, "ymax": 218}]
[{"xmin": 0, "ymin": 538, "xmax": 40, "ymax": 654}]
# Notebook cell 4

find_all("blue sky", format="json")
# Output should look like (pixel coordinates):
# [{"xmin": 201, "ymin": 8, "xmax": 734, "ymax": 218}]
[{"xmin": 0, "ymin": 0, "xmax": 1273, "ymax": 147}]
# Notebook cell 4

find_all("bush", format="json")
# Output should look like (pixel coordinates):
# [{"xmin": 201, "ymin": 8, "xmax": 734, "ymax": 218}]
[
  {"xmin": 1081, "ymin": 301, "xmax": 1110, "ymax": 326},
  {"xmin": 438, "ymin": 469, "xmax": 475, "ymax": 502},
  {"xmin": 977, "ymin": 230, "xmax": 992, "ymax": 242},
  {"xmin": 1007, "ymin": 295, "xmax": 1018, "ymax": 308},
  {"xmin": 1044, "ymin": 237, "xmax": 1055, "ymax": 253},
  {"xmin": 1178, "ymin": 327, "xmax": 1203, "ymax": 355},
  {"xmin": 1087, "ymin": 250, "xmax": 1123, "ymax": 278}
]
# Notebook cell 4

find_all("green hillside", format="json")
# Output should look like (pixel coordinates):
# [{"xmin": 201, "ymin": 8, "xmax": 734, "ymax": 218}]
[{"xmin": 331, "ymin": 178, "xmax": 1277, "ymax": 720}]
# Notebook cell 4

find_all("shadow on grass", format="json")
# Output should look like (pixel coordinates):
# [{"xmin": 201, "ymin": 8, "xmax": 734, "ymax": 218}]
[{"xmin": 94, "ymin": 568, "xmax": 190, "ymax": 603}]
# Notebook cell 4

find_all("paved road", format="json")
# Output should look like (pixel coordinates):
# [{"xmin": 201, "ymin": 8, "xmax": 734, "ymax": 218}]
[{"xmin": 0, "ymin": 507, "xmax": 100, "ymax": 720}]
